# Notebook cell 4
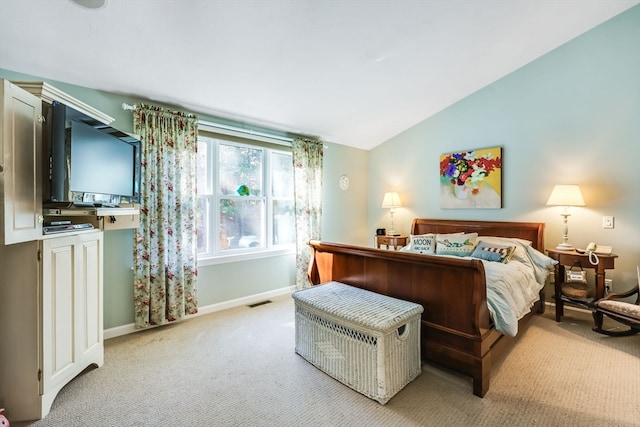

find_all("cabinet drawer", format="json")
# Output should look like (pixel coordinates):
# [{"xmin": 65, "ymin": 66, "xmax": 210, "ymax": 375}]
[{"xmin": 100, "ymin": 213, "xmax": 139, "ymax": 230}]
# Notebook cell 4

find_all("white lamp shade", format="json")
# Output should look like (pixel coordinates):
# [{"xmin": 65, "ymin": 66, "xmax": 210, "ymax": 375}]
[
  {"xmin": 546, "ymin": 185, "xmax": 585, "ymax": 206},
  {"xmin": 381, "ymin": 192, "xmax": 402, "ymax": 208}
]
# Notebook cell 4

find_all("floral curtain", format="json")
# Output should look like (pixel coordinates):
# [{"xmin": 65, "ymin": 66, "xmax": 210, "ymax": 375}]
[
  {"xmin": 292, "ymin": 137, "xmax": 323, "ymax": 289},
  {"xmin": 133, "ymin": 104, "xmax": 199, "ymax": 328}
]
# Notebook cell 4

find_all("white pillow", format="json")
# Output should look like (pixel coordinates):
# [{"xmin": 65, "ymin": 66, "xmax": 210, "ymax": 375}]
[
  {"xmin": 476, "ymin": 235, "xmax": 532, "ymax": 247},
  {"xmin": 409, "ymin": 233, "xmax": 436, "ymax": 254},
  {"xmin": 435, "ymin": 232, "xmax": 478, "ymax": 257},
  {"xmin": 525, "ymin": 245, "xmax": 559, "ymax": 285}
]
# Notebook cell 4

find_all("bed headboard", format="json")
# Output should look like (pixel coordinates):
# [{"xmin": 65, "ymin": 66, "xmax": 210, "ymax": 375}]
[{"xmin": 411, "ymin": 218, "xmax": 545, "ymax": 251}]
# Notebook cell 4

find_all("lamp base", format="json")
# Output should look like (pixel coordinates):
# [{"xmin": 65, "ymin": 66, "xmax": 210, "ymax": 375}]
[{"xmin": 555, "ymin": 242, "xmax": 574, "ymax": 251}]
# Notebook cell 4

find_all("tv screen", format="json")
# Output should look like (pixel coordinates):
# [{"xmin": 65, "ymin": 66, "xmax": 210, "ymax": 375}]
[
  {"xmin": 69, "ymin": 120, "xmax": 135, "ymax": 197},
  {"xmin": 46, "ymin": 102, "xmax": 140, "ymax": 205}
]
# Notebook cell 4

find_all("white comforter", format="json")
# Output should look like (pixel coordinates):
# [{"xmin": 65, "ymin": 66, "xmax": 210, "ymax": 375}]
[
  {"xmin": 471, "ymin": 238, "xmax": 557, "ymax": 336},
  {"xmin": 483, "ymin": 254, "xmax": 542, "ymax": 336}
]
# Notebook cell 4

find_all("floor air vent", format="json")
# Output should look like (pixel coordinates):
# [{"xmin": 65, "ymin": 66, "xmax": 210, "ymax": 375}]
[{"xmin": 247, "ymin": 300, "xmax": 272, "ymax": 308}]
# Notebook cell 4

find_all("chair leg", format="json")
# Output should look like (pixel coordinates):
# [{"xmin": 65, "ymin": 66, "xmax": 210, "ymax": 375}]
[
  {"xmin": 592, "ymin": 311, "xmax": 640, "ymax": 336},
  {"xmin": 592, "ymin": 310, "xmax": 604, "ymax": 330},
  {"xmin": 592, "ymin": 325, "xmax": 639, "ymax": 337}
]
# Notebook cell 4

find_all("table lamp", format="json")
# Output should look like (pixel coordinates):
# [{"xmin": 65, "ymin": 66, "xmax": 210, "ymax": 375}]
[
  {"xmin": 546, "ymin": 184, "xmax": 585, "ymax": 250},
  {"xmin": 381, "ymin": 192, "xmax": 402, "ymax": 236}
]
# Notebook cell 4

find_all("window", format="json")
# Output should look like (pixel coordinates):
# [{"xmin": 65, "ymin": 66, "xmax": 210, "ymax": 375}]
[{"xmin": 196, "ymin": 134, "xmax": 295, "ymax": 260}]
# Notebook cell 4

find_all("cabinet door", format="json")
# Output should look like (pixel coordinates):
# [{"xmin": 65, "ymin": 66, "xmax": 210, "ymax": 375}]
[
  {"xmin": 41, "ymin": 232, "xmax": 104, "ymax": 395},
  {"xmin": 76, "ymin": 231, "xmax": 104, "ymax": 364},
  {"xmin": 0, "ymin": 241, "xmax": 40, "ymax": 421},
  {"xmin": 0, "ymin": 79, "xmax": 43, "ymax": 245},
  {"xmin": 41, "ymin": 236, "xmax": 77, "ymax": 394}
]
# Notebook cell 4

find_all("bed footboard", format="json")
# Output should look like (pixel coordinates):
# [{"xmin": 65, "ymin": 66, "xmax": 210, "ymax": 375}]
[{"xmin": 306, "ymin": 219, "xmax": 545, "ymax": 397}]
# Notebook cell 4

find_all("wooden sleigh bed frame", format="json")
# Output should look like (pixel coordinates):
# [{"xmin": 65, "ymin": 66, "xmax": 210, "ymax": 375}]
[{"xmin": 307, "ymin": 218, "xmax": 545, "ymax": 397}]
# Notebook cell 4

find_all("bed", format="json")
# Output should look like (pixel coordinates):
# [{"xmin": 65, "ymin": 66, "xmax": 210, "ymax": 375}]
[{"xmin": 307, "ymin": 218, "xmax": 552, "ymax": 397}]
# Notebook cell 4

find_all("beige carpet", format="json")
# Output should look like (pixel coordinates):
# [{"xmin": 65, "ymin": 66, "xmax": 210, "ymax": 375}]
[{"xmin": 14, "ymin": 294, "xmax": 639, "ymax": 427}]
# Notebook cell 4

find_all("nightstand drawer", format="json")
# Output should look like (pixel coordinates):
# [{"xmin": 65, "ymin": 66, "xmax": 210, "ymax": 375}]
[{"xmin": 376, "ymin": 235, "xmax": 408, "ymax": 250}]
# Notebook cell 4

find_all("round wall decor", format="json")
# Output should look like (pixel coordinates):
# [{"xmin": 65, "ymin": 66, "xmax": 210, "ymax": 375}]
[{"xmin": 339, "ymin": 175, "xmax": 350, "ymax": 191}]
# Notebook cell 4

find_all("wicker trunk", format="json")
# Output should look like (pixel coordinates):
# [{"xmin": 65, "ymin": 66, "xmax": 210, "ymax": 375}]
[{"xmin": 293, "ymin": 281, "xmax": 423, "ymax": 404}]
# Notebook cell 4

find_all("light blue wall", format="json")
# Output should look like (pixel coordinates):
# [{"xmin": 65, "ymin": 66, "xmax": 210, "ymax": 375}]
[
  {"xmin": 368, "ymin": 6, "xmax": 640, "ymax": 292},
  {"xmin": 102, "ymin": 230, "xmax": 135, "ymax": 328},
  {"xmin": 321, "ymin": 142, "xmax": 370, "ymax": 246}
]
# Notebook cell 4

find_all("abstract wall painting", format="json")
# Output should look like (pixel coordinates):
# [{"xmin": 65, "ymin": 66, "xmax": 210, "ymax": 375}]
[{"xmin": 439, "ymin": 147, "xmax": 502, "ymax": 209}]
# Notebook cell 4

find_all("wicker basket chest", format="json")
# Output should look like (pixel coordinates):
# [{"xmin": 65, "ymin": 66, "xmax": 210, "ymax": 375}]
[{"xmin": 292, "ymin": 281, "xmax": 423, "ymax": 404}]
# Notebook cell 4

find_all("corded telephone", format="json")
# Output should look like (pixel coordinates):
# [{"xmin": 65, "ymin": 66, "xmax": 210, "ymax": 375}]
[
  {"xmin": 584, "ymin": 242, "xmax": 613, "ymax": 255},
  {"xmin": 576, "ymin": 242, "xmax": 613, "ymax": 266}
]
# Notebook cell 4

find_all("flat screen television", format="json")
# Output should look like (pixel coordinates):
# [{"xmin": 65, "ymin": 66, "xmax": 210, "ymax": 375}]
[{"xmin": 46, "ymin": 102, "xmax": 140, "ymax": 206}]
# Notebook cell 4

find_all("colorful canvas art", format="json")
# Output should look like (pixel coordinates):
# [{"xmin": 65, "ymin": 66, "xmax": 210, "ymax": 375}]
[{"xmin": 439, "ymin": 147, "xmax": 502, "ymax": 209}]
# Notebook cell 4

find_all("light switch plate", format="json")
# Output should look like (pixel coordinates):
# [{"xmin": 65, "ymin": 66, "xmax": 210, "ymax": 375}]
[{"xmin": 602, "ymin": 216, "xmax": 614, "ymax": 229}]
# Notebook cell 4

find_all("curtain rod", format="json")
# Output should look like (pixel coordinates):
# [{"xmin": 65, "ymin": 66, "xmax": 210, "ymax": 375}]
[
  {"xmin": 198, "ymin": 119, "xmax": 293, "ymax": 144},
  {"xmin": 122, "ymin": 103, "xmax": 293, "ymax": 145}
]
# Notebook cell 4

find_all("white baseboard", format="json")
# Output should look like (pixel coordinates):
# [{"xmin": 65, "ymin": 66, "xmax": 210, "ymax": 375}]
[
  {"xmin": 104, "ymin": 285, "xmax": 295, "ymax": 340},
  {"xmin": 106, "ymin": 295, "xmax": 587, "ymax": 340}
]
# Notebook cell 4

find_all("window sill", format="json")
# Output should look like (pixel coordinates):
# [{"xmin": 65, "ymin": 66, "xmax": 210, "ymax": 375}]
[{"xmin": 197, "ymin": 247, "xmax": 296, "ymax": 266}]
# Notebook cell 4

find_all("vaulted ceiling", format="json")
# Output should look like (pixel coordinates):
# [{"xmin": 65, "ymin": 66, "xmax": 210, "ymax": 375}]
[{"xmin": 1, "ymin": 0, "xmax": 637, "ymax": 149}]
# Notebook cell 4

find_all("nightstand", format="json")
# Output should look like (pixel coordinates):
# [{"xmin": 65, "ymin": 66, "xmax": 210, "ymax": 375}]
[
  {"xmin": 376, "ymin": 235, "xmax": 408, "ymax": 250},
  {"xmin": 547, "ymin": 249, "xmax": 617, "ymax": 322}
]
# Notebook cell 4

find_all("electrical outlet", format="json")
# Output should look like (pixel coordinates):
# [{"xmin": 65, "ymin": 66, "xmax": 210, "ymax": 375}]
[{"xmin": 602, "ymin": 216, "xmax": 614, "ymax": 229}]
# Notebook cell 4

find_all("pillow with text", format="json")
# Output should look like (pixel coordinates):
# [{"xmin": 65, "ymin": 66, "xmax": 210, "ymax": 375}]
[{"xmin": 409, "ymin": 233, "xmax": 436, "ymax": 254}]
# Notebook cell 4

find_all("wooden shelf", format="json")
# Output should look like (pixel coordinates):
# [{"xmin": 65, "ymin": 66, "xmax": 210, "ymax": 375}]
[
  {"xmin": 43, "ymin": 205, "xmax": 140, "ymax": 231},
  {"xmin": 547, "ymin": 249, "xmax": 617, "ymax": 322}
]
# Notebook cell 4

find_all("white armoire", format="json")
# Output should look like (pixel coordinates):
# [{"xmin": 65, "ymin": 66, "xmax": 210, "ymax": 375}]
[{"xmin": 0, "ymin": 80, "xmax": 105, "ymax": 422}]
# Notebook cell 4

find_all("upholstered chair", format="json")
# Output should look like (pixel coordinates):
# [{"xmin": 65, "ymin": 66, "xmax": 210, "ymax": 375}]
[{"xmin": 592, "ymin": 266, "xmax": 640, "ymax": 336}]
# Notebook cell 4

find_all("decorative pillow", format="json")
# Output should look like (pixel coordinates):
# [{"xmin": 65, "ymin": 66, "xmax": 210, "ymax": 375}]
[
  {"xmin": 409, "ymin": 234, "xmax": 436, "ymax": 254},
  {"xmin": 470, "ymin": 249, "xmax": 503, "ymax": 263},
  {"xmin": 477, "ymin": 236, "xmax": 530, "ymax": 264},
  {"xmin": 471, "ymin": 240, "xmax": 516, "ymax": 263},
  {"xmin": 435, "ymin": 232, "xmax": 478, "ymax": 257}
]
